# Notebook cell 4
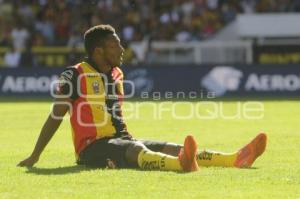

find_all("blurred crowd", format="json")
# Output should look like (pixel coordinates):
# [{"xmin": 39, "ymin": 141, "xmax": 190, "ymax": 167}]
[{"xmin": 1, "ymin": 0, "xmax": 300, "ymax": 67}]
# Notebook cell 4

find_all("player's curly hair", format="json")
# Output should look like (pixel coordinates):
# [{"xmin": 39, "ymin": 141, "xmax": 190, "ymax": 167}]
[{"xmin": 84, "ymin": 24, "xmax": 116, "ymax": 56}]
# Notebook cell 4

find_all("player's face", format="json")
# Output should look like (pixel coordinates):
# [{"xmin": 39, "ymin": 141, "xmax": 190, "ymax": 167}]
[{"xmin": 102, "ymin": 34, "xmax": 124, "ymax": 67}]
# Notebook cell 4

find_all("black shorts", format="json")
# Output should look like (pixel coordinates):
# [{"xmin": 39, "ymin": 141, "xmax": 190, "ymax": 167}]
[{"xmin": 77, "ymin": 135, "xmax": 167, "ymax": 168}]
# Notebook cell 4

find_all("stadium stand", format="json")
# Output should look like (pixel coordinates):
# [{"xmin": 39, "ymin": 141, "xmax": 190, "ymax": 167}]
[{"xmin": 0, "ymin": 0, "xmax": 300, "ymax": 66}]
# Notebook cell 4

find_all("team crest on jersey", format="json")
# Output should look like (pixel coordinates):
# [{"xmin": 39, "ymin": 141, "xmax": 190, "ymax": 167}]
[{"xmin": 92, "ymin": 81, "xmax": 100, "ymax": 94}]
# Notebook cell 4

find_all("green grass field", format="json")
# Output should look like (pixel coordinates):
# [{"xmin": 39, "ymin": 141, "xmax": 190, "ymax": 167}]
[{"xmin": 0, "ymin": 100, "xmax": 299, "ymax": 199}]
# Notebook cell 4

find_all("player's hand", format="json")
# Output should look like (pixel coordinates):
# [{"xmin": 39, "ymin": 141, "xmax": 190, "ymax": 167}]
[{"xmin": 17, "ymin": 155, "xmax": 39, "ymax": 167}]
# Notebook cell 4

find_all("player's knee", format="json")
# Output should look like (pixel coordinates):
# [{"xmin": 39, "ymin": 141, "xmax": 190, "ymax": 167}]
[
  {"xmin": 125, "ymin": 141, "xmax": 146, "ymax": 165},
  {"xmin": 162, "ymin": 143, "xmax": 182, "ymax": 156}
]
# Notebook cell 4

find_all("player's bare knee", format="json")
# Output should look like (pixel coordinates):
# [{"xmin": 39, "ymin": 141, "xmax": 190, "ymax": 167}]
[
  {"xmin": 162, "ymin": 143, "xmax": 182, "ymax": 156},
  {"xmin": 125, "ymin": 142, "xmax": 146, "ymax": 165}
]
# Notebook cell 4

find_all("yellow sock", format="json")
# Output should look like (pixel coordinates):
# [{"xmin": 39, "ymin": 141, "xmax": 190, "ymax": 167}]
[
  {"xmin": 196, "ymin": 150, "xmax": 238, "ymax": 167},
  {"xmin": 137, "ymin": 149, "xmax": 182, "ymax": 171}
]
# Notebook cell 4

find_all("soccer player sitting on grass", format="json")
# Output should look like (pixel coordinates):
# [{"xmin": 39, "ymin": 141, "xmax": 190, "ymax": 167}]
[{"xmin": 18, "ymin": 25, "xmax": 267, "ymax": 172}]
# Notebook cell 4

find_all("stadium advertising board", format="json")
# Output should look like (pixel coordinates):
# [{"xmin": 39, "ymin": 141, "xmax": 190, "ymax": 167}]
[
  {"xmin": 199, "ymin": 65, "xmax": 300, "ymax": 97},
  {"xmin": 0, "ymin": 65, "xmax": 299, "ymax": 98},
  {"xmin": 124, "ymin": 65, "xmax": 300, "ymax": 98},
  {"xmin": 254, "ymin": 44, "xmax": 300, "ymax": 64},
  {"xmin": 0, "ymin": 68, "xmax": 63, "ymax": 96}
]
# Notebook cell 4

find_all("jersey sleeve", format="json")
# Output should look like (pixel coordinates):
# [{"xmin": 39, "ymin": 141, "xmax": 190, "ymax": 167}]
[{"xmin": 55, "ymin": 67, "xmax": 79, "ymax": 100}]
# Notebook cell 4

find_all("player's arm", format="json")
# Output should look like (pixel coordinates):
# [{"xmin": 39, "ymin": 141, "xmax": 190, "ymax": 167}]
[
  {"xmin": 18, "ymin": 68, "xmax": 78, "ymax": 167},
  {"xmin": 17, "ymin": 98, "xmax": 70, "ymax": 167}
]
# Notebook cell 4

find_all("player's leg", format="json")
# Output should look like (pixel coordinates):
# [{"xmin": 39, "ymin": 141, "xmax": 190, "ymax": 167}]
[
  {"xmin": 78, "ymin": 135, "xmax": 199, "ymax": 172},
  {"xmin": 139, "ymin": 140, "xmax": 181, "ymax": 156},
  {"xmin": 140, "ymin": 140, "xmax": 237, "ymax": 167},
  {"xmin": 127, "ymin": 135, "xmax": 199, "ymax": 172},
  {"xmin": 197, "ymin": 133, "xmax": 267, "ymax": 168},
  {"xmin": 143, "ymin": 133, "xmax": 267, "ymax": 168}
]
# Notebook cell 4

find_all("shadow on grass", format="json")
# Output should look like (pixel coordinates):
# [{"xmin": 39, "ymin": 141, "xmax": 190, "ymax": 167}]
[
  {"xmin": 243, "ymin": 166, "xmax": 258, "ymax": 170},
  {"xmin": 24, "ymin": 165, "xmax": 258, "ymax": 175},
  {"xmin": 25, "ymin": 165, "xmax": 96, "ymax": 175}
]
